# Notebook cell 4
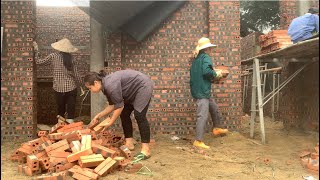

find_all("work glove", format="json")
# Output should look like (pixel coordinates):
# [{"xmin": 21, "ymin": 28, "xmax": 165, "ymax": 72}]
[
  {"xmin": 33, "ymin": 41, "xmax": 39, "ymax": 52},
  {"xmin": 215, "ymin": 69, "xmax": 223, "ymax": 78}
]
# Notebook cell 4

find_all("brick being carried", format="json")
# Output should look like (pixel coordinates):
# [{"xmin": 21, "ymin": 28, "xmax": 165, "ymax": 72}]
[
  {"xmin": 93, "ymin": 117, "xmax": 111, "ymax": 132},
  {"xmin": 93, "ymin": 157, "xmax": 117, "ymax": 176},
  {"xmin": 57, "ymin": 122, "xmax": 83, "ymax": 133},
  {"xmin": 87, "ymin": 119, "xmax": 99, "ymax": 130},
  {"xmin": 78, "ymin": 154, "xmax": 105, "ymax": 168}
]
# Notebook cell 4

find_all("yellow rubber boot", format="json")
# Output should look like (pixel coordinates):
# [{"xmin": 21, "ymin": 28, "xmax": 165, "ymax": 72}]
[
  {"xmin": 212, "ymin": 128, "xmax": 229, "ymax": 136},
  {"xmin": 193, "ymin": 140, "xmax": 210, "ymax": 149}
]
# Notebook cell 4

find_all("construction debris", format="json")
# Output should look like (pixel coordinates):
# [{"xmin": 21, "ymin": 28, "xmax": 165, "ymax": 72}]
[
  {"xmin": 300, "ymin": 143, "xmax": 319, "ymax": 175},
  {"xmin": 9, "ymin": 118, "xmax": 146, "ymax": 179}
]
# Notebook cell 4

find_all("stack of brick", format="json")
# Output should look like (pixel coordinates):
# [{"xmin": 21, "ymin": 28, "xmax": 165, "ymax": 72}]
[
  {"xmin": 259, "ymin": 30, "xmax": 293, "ymax": 54},
  {"xmin": 300, "ymin": 143, "xmax": 319, "ymax": 175},
  {"xmin": 9, "ymin": 118, "xmax": 144, "ymax": 179}
]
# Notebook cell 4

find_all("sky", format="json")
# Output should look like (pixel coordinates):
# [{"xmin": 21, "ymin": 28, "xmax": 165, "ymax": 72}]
[{"xmin": 36, "ymin": 0, "xmax": 89, "ymax": 7}]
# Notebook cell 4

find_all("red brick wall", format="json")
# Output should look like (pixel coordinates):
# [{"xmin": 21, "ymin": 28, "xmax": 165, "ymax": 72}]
[
  {"xmin": 278, "ymin": 60, "xmax": 319, "ymax": 131},
  {"xmin": 105, "ymin": 1, "xmax": 242, "ymax": 134},
  {"xmin": 1, "ymin": 1, "xmax": 37, "ymax": 140},
  {"xmin": 279, "ymin": 0, "xmax": 297, "ymax": 29},
  {"xmin": 35, "ymin": 7, "xmax": 90, "ymax": 124}
]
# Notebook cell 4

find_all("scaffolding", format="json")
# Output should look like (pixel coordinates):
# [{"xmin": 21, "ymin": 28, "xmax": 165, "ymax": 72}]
[{"xmin": 241, "ymin": 37, "xmax": 319, "ymax": 144}]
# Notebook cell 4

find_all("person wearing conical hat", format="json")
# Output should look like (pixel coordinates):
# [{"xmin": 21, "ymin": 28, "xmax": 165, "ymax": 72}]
[
  {"xmin": 33, "ymin": 38, "xmax": 84, "ymax": 123},
  {"xmin": 190, "ymin": 37, "xmax": 228, "ymax": 149}
]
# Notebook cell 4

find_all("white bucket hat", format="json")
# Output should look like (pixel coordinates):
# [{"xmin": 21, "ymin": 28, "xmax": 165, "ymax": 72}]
[
  {"xmin": 51, "ymin": 38, "xmax": 78, "ymax": 53},
  {"xmin": 196, "ymin": 37, "xmax": 217, "ymax": 51},
  {"xmin": 193, "ymin": 37, "xmax": 217, "ymax": 57}
]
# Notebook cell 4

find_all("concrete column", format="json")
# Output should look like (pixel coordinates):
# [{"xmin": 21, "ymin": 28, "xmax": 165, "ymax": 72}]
[
  {"xmin": 90, "ymin": 17, "xmax": 106, "ymax": 119},
  {"xmin": 298, "ymin": 0, "xmax": 310, "ymax": 16}
]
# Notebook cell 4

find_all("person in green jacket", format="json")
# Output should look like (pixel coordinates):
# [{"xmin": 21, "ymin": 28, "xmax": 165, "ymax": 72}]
[{"xmin": 190, "ymin": 37, "xmax": 228, "ymax": 149}]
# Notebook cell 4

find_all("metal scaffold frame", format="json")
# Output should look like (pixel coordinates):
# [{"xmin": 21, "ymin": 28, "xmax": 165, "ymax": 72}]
[{"xmin": 241, "ymin": 38, "xmax": 319, "ymax": 144}]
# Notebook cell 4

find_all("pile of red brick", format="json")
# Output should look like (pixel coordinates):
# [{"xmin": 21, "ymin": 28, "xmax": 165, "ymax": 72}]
[
  {"xmin": 9, "ymin": 119, "xmax": 143, "ymax": 179},
  {"xmin": 300, "ymin": 143, "xmax": 319, "ymax": 175},
  {"xmin": 259, "ymin": 30, "xmax": 293, "ymax": 54}
]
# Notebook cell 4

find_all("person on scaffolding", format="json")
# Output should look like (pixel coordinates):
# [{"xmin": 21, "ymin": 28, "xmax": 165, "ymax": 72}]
[
  {"xmin": 288, "ymin": 7, "xmax": 319, "ymax": 44},
  {"xmin": 189, "ymin": 37, "xmax": 228, "ymax": 149}
]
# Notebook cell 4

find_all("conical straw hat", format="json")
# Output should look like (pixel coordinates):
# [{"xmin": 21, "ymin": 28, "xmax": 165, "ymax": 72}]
[{"xmin": 51, "ymin": 38, "xmax": 78, "ymax": 53}]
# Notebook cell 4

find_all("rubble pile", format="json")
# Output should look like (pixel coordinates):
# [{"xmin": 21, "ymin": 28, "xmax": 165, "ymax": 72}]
[{"xmin": 9, "ymin": 118, "xmax": 146, "ymax": 179}]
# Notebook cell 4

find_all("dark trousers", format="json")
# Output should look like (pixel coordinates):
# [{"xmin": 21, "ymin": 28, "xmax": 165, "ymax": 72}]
[
  {"xmin": 55, "ymin": 88, "xmax": 77, "ymax": 119},
  {"xmin": 120, "ymin": 102, "xmax": 151, "ymax": 143}
]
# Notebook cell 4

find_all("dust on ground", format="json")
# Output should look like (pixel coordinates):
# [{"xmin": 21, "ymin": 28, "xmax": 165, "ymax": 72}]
[{"xmin": 1, "ymin": 117, "xmax": 319, "ymax": 180}]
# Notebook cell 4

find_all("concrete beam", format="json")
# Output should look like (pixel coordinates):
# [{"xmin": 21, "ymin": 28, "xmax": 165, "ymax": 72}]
[
  {"xmin": 297, "ymin": 0, "xmax": 311, "ymax": 16},
  {"xmin": 90, "ymin": 17, "xmax": 107, "ymax": 119}
]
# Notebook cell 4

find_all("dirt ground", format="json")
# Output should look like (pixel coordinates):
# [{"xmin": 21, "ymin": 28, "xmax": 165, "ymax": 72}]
[{"xmin": 1, "ymin": 116, "xmax": 319, "ymax": 180}]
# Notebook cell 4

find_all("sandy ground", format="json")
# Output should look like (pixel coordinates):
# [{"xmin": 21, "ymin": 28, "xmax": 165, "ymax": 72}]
[{"xmin": 1, "ymin": 116, "xmax": 319, "ymax": 180}]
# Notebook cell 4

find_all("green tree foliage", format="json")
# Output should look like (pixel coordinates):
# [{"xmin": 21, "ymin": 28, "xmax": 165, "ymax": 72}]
[{"xmin": 240, "ymin": 0, "xmax": 280, "ymax": 37}]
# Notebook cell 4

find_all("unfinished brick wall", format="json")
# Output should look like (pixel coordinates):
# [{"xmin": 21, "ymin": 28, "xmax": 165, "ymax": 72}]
[
  {"xmin": 278, "ymin": 60, "xmax": 319, "ymax": 131},
  {"xmin": 105, "ymin": 1, "xmax": 242, "ymax": 134},
  {"xmin": 35, "ymin": 7, "xmax": 90, "ymax": 124},
  {"xmin": 1, "ymin": 1, "xmax": 37, "ymax": 140},
  {"xmin": 279, "ymin": 0, "xmax": 297, "ymax": 29},
  {"xmin": 277, "ymin": 0, "xmax": 319, "ymax": 131}
]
